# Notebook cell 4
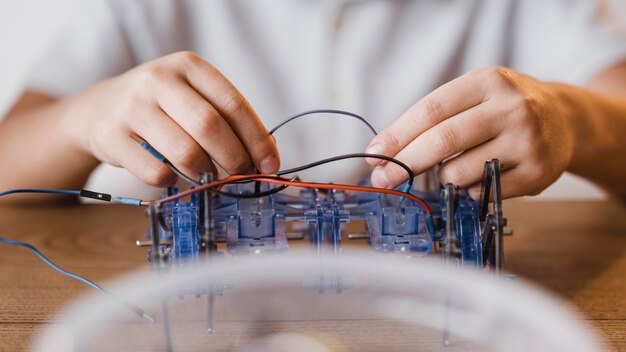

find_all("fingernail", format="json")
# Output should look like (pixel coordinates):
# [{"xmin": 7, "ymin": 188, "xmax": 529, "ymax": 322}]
[
  {"xmin": 468, "ymin": 186, "xmax": 481, "ymax": 200},
  {"xmin": 371, "ymin": 167, "xmax": 389, "ymax": 188},
  {"xmin": 365, "ymin": 144, "xmax": 386, "ymax": 165},
  {"xmin": 259, "ymin": 155, "xmax": 279, "ymax": 174},
  {"xmin": 366, "ymin": 143, "xmax": 384, "ymax": 155}
]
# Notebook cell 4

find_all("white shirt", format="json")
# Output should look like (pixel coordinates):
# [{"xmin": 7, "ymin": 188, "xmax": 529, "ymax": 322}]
[{"xmin": 25, "ymin": 0, "xmax": 626, "ymax": 199}]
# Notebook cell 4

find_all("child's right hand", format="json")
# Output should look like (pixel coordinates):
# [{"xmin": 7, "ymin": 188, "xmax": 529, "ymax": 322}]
[{"xmin": 64, "ymin": 51, "xmax": 280, "ymax": 186}]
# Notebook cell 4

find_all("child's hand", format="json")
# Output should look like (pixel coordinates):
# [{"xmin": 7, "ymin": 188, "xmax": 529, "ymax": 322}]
[
  {"xmin": 365, "ymin": 66, "xmax": 575, "ymax": 199},
  {"xmin": 65, "ymin": 51, "xmax": 280, "ymax": 186}
]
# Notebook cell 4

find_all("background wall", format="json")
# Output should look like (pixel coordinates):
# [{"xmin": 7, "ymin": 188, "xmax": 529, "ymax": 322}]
[
  {"xmin": 0, "ymin": 0, "xmax": 73, "ymax": 115},
  {"xmin": 0, "ymin": 0, "xmax": 622, "ymax": 200}
]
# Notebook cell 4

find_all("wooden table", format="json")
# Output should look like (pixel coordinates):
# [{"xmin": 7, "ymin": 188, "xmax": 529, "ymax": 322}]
[{"xmin": 0, "ymin": 200, "xmax": 625, "ymax": 351}]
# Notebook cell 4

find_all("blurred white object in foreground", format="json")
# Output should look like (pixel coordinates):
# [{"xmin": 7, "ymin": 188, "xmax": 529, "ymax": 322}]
[{"xmin": 32, "ymin": 251, "xmax": 603, "ymax": 351}]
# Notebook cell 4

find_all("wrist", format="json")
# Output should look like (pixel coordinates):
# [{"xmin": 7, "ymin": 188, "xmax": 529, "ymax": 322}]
[
  {"xmin": 551, "ymin": 82, "xmax": 626, "ymax": 185},
  {"xmin": 547, "ymin": 83, "xmax": 595, "ymax": 174}
]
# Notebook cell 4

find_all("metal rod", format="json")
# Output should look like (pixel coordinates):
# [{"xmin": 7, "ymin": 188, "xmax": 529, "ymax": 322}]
[
  {"xmin": 136, "ymin": 239, "xmax": 172, "ymax": 247},
  {"xmin": 148, "ymin": 204, "xmax": 174, "ymax": 351},
  {"xmin": 347, "ymin": 233, "xmax": 369, "ymax": 240},
  {"xmin": 443, "ymin": 184, "xmax": 460, "ymax": 266},
  {"xmin": 160, "ymin": 296, "xmax": 174, "ymax": 352},
  {"xmin": 148, "ymin": 204, "xmax": 163, "ymax": 269},
  {"xmin": 199, "ymin": 172, "xmax": 216, "ymax": 334},
  {"xmin": 442, "ymin": 183, "xmax": 460, "ymax": 347},
  {"xmin": 199, "ymin": 172, "xmax": 216, "ymax": 254}
]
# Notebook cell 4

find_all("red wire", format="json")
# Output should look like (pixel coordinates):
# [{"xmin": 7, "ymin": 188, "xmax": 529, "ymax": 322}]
[
  {"xmin": 250, "ymin": 177, "xmax": 432, "ymax": 215},
  {"xmin": 141, "ymin": 174, "xmax": 432, "ymax": 215}
]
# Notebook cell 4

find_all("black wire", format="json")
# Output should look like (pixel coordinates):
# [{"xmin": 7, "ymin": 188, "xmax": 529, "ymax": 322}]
[
  {"xmin": 209, "ymin": 175, "xmax": 295, "ymax": 198},
  {"xmin": 142, "ymin": 110, "xmax": 381, "ymax": 189},
  {"xmin": 164, "ymin": 165, "xmax": 286, "ymax": 198},
  {"xmin": 145, "ymin": 109, "xmax": 413, "ymax": 196},
  {"xmin": 277, "ymin": 153, "xmax": 414, "ymax": 190},
  {"xmin": 212, "ymin": 184, "xmax": 288, "ymax": 198},
  {"xmin": 211, "ymin": 154, "xmax": 415, "ymax": 199},
  {"xmin": 164, "ymin": 160, "xmax": 202, "ymax": 186},
  {"xmin": 162, "ymin": 160, "xmax": 284, "ymax": 197},
  {"xmin": 269, "ymin": 109, "xmax": 377, "ymax": 136}
]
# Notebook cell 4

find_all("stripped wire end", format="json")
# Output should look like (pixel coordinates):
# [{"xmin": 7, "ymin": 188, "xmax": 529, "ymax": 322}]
[
  {"xmin": 399, "ymin": 182, "xmax": 412, "ymax": 202},
  {"xmin": 131, "ymin": 135, "xmax": 166, "ymax": 163},
  {"xmin": 113, "ymin": 197, "xmax": 143, "ymax": 206}
]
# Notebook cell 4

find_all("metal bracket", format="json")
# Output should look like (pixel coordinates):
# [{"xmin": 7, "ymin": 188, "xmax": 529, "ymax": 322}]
[
  {"xmin": 442, "ymin": 183, "xmax": 461, "ymax": 265},
  {"xmin": 479, "ymin": 159, "xmax": 505, "ymax": 273}
]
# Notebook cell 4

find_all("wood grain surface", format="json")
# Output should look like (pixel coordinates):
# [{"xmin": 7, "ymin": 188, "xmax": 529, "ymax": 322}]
[{"xmin": 0, "ymin": 200, "xmax": 624, "ymax": 351}]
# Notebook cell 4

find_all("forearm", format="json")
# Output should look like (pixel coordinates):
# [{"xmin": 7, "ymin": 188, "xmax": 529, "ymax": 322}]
[
  {"xmin": 0, "ymin": 92, "xmax": 100, "ymax": 202},
  {"xmin": 558, "ymin": 84, "xmax": 626, "ymax": 196}
]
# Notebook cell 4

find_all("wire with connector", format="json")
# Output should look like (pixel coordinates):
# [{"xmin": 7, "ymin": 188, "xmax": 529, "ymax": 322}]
[
  {"xmin": 132, "ymin": 109, "xmax": 386, "ymax": 186},
  {"xmin": 0, "ymin": 188, "xmax": 142, "ymax": 206},
  {"xmin": 131, "ymin": 135, "xmax": 203, "ymax": 186},
  {"xmin": 0, "ymin": 236, "xmax": 154, "ymax": 322},
  {"xmin": 134, "ymin": 136, "xmax": 415, "ymax": 198},
  {"xmin": 133, "ymin": 137, "xmax": 416, "ymax": 195}
]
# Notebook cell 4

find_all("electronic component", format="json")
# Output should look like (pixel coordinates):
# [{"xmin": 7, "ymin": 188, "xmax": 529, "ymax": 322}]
[
  {"xmin": 143, "ymin": 159, "xmax": 505, "ymax": 271},
  {"xmin": 139, "ymin": 158, "xmax": 508, "ymax": 348}
]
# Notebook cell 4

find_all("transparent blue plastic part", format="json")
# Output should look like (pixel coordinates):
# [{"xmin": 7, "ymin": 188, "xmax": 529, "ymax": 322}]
[
  {"xmin": 154, "ymin": 177, "xmax": 482, "ymax": 267},
  {"xmin": 171, "ymin": 202, "xmax": 200, "ymax": 262},
  {"xmin": 441, "ymin": 191, "xmax": 483, "ymax": 267},
  {"xmin": 370, "ymin": 206, "xmax": 433, "ymax": 254}
]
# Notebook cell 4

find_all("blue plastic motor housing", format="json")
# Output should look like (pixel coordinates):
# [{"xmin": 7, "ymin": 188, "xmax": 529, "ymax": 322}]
[
  {"xmin": 171, "ymin": 201, "xmax": 200, "ymax": 262},
  {"xmin": 371, "ymin": 206, "xmax": 433, "ymax": 254},
  {"xmin": 153, "ymin": 176, "xmax": 484, "ymax": 267},
  {"xmin": 440, "ymin": 192, "xmax": 483, "ymax": 267}
]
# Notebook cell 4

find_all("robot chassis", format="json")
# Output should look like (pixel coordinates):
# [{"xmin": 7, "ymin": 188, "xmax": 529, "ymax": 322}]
[{"xmin": 138, "ymin": 159, "xmax": 509, "ymax": 347}]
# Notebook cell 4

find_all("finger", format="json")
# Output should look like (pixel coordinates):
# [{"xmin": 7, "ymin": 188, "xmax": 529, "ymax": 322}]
[
  {"xmin": 437, "ymin": 137, "xmax": 520, "ymax": 188},
  {"xmin": 371, "ymin": 102, "xmax": 505, "ymax": 188},
  {"xmin": 129, "ymin": 106, "xmax": 218, "ymax": 179},
  {"xmin": 366, "ymin": 69, "xmax": 490, "ymax": 165},
  {"xmin": 468, "ymin": 166, "xmax": 535, "ymax": 200},
  {"xmin": 112, "ymin": 134, "xmax": 178, "ymax": 187},
  {"xmin": 178, "ymin": 53, "xmax": 280, "ymax": 173},
  {"xmin": 156, "ymin": 79, "xmax": 253, "ymax": 174}
]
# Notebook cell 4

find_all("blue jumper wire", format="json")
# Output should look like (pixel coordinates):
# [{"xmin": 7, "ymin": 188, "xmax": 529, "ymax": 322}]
[
  {"xmin": 0, "ymin": 236, "xmax": 154, "ymax": 322},
  {"xmin": 0, "ymin": 189, "xmax": 80, "ymax": 197},
  {"xmin": 0, "ymin": 188, "xmax": 142, "ymax": 206},
  {"xmin": 0, "ymin": 237, "xmax": 109, "ymax": 294}
]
